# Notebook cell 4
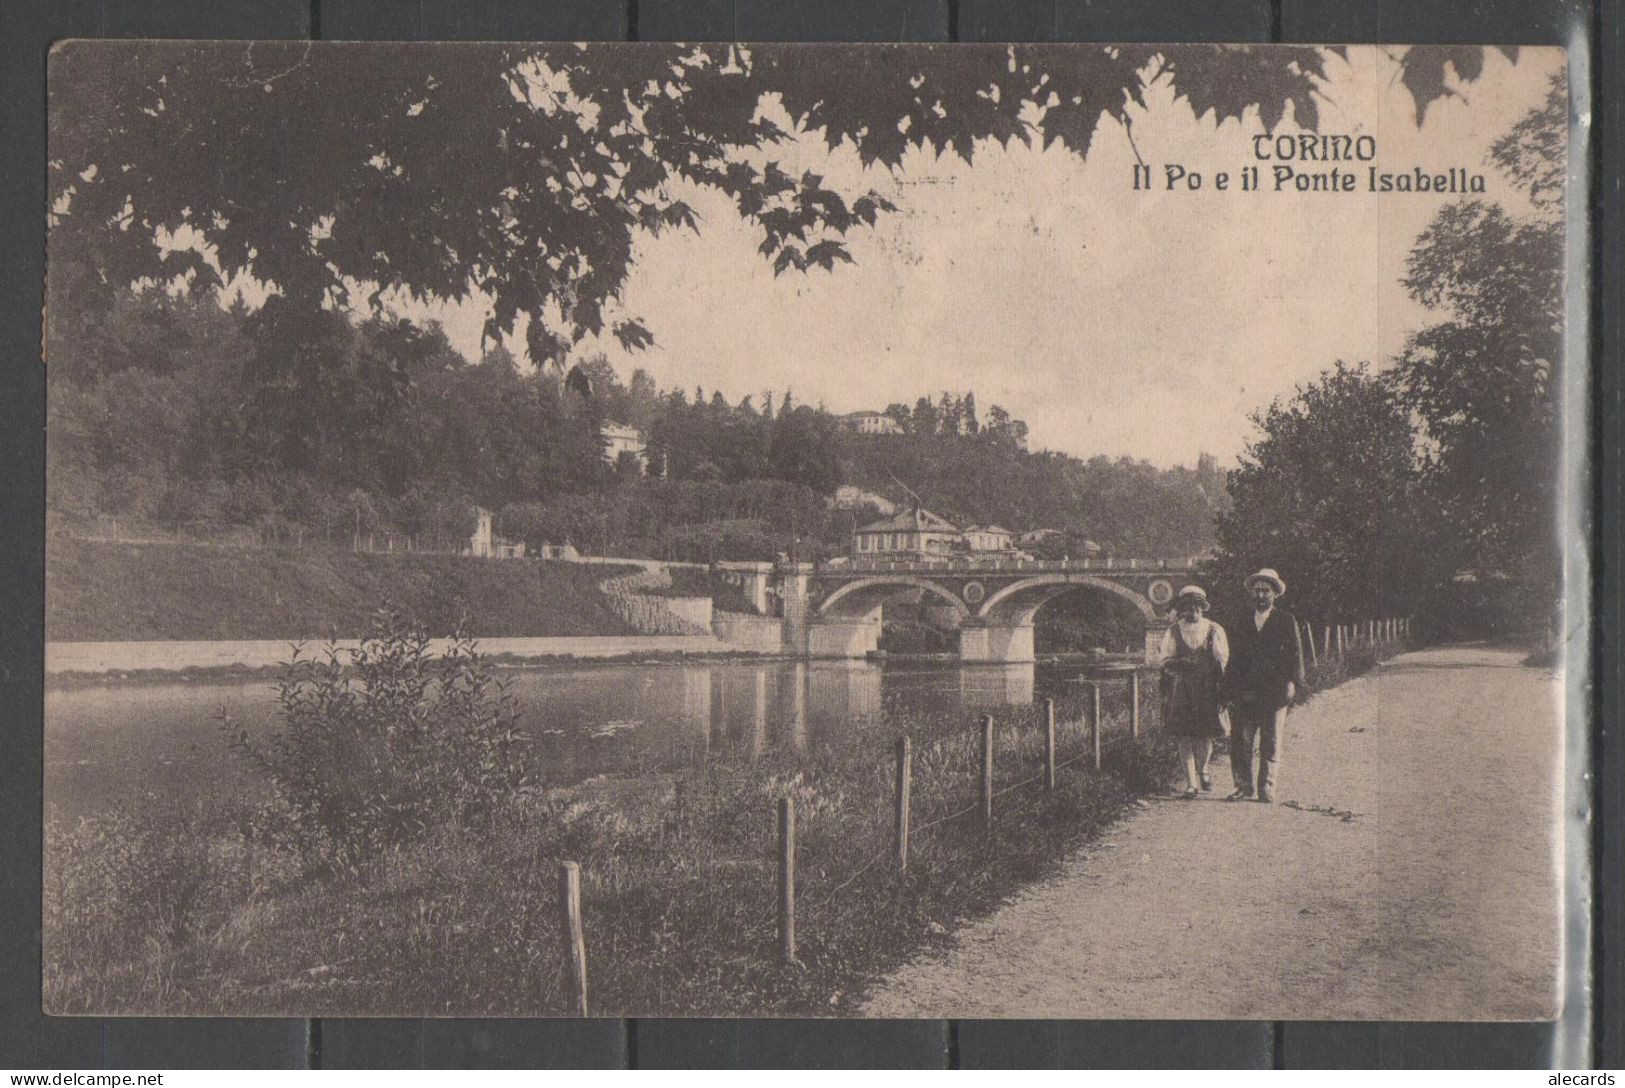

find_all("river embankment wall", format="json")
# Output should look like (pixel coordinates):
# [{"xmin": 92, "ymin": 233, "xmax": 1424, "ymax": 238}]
[{"xmin": 43, "ymin": 634, "xmax": 773, "ymax": 675}]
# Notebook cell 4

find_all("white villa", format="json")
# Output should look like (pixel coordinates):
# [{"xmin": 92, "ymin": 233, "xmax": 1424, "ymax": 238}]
[
  {"xmin": 603, "ymin": 423, "xmax": 649, "ymax": 474},
  {"xmin": 963, "ymin": 524, "xmax": 1016, "ymax": 553},
  {"xmin": 852, "ymin": 507, "xmax": 1023, "ymax": 559},
  {"xmin": 841, "ymin": 410, "xmax": 904, "ymax": 435}
]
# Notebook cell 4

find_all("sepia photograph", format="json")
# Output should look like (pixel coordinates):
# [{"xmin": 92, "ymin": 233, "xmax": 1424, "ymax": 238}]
[{"xmin": 42, "ymin": 40, "xmax": 1570, "ymax": 1020}]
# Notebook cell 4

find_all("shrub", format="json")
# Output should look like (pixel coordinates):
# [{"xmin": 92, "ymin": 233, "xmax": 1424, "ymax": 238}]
[{"xmin": 226, "ymin": 608, "xmax": 534, "ymax": 868}]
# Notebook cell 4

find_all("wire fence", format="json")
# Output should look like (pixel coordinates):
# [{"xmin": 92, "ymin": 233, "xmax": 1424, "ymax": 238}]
[{"xmin": 546, "ymin": 615, "xmax": 1412, "ymax": 1014}]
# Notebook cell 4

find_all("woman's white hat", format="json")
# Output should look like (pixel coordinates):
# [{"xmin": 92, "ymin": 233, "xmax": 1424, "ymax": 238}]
[
  {"xmin": 1243, "ymin": 568, "xmax": 1287, "ymax": 596},
  {"xmin": 1173, "ymin": 585, "xmax": 1211, "ymax": 610}
]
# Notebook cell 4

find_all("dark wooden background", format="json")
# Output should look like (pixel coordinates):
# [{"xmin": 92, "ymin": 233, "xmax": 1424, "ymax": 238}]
[{"xmin": 1, "ymin": 0, "xmax": 1614, "ymax": 1069}]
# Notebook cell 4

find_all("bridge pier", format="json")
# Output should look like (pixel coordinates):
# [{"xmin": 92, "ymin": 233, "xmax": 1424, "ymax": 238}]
[
  {"xmin": 776, "ymin": 561, "xmax": 814, "ymax": 653},
  {"xmin": 959, "ymin": 620, "xmax": 1036, "ymax": 664},
  {"xmin": 806, "ymin": 612, "xmax": 882, "ymax": 658}
]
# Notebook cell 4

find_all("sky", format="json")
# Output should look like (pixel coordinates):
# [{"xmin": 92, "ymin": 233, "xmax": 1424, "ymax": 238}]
[{"xmin": 419, "ymin": 45, "xmax": 1563, "ymax": 468}]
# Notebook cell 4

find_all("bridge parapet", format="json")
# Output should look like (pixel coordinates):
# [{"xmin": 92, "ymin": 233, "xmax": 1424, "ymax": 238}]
[{"xmin": 821, "ymin": 556, "xmax": 1198, "ymax": 576}]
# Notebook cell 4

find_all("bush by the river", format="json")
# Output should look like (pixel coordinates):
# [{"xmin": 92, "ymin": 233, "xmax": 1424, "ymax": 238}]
[{"xmin": 225, "ymin": 611, "xmax": 533, "ymax": 869}]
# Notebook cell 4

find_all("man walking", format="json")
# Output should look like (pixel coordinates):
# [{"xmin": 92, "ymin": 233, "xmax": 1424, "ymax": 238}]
[{"xmin": 1225, "ymin": 568, "xmax": 1305, "ymax": 803}]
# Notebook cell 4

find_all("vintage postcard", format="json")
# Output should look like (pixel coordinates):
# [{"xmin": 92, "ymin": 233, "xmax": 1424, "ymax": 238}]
[{"xmin": 44, "ymin": 41, "xmax": 1570, "ymax": 1019}]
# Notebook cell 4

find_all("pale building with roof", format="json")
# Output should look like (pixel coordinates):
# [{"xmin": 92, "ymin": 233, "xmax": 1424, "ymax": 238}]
[
  {"xmin": 602, "ymin": 423, "xmax": 647, "ymax": 469},
  {"xmin": 841, "ymin": 410, "xmax": 904, "ymax": 435},
  {"xmin": 963, "ymin": 524, "xmax": 1016, "ymax": 553},
  {"xmin": 467, "ymin": 506, "xmax": 526, "ymax": 559},
  {"xmin": 852, "ymin": 506, "xmax": 963, "ymax": 557}
]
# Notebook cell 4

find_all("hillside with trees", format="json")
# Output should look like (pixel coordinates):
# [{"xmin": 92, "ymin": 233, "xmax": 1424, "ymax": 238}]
[{"xmin": 46, "ymin": 282, "xmax": 1227, "ymax": 565}]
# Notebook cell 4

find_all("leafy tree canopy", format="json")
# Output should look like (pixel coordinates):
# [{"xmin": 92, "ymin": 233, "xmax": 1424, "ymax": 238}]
[{"xmin": 50, "ymin": 43, "xmax": 1500, "ymax": 366}]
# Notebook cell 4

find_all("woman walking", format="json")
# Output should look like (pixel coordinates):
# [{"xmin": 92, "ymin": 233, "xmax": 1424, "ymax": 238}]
[{"xmin": 1158, "ymin": 585, "xmax": 1229, "ymax": 799}]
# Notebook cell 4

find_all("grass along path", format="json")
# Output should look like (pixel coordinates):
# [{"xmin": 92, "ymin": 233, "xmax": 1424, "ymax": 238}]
[{"xmin": 862, "ymin": 645, "xmax": 1563, "ymax": 1020}]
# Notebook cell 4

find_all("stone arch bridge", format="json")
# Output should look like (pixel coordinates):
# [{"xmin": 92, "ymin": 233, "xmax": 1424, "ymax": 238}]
[{"xmin": 716, "ymin": 557, "xmax": 1199, "ymax": 664}]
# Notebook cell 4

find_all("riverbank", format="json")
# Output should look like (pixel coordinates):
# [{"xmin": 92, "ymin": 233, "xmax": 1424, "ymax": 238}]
[
  {"xmin": 45, "ymin": 644, "xmax": 794, "ymax": 690},
  {"xmin": 45, "ymin": 675, "xmax": 1175, "ymax": 1016},
  {"xmin": 45, "ymin": 537, "xmax": 641, "ymax": 642},
  {"xmin": 43, "ymin": 633, "xmax": 781, "ymax": 681}
]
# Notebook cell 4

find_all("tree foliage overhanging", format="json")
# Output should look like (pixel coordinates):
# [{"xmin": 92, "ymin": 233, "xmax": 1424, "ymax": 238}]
[
  {"xmin": 49, "ymin": 43, "xmax": 1505, "ymax": 363},
  {"xmin": 48, "ymin": 42, "xmax": 1345, "ymax": 359}
]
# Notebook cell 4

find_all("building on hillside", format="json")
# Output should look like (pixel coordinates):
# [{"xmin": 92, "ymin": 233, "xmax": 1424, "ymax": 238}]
[
  {"xmin": 963, "ymin": 524, "xmax": 1016, "ymax": 553},
  {"xmin": 831, "ymin": 484, "xmax": 898, "ymax": 515},
  {"xmin": 851, "ymin": 508, "xmax": 1036, "ymax": 562},
  {"xmin": 841, "ymin": 410, "xmax": 904, "ymax": 435},
  {"xmin": 852, "ymin": 506, "xmax": 963, "ymax": 558},
  {"xmin": 602, "ymin": 423, "xmax": 649, "ymax": 474},
  {"xmin": 467, "ymin": 506, "xmax": 527, "ymax": 559},
  {"xmin": 468, "ymin": 506, "xmax": 494, "ymax": 557}
]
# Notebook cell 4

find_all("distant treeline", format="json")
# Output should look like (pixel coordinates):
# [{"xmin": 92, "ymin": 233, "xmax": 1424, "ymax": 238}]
[{"xmin": 45, "ymin": 275, "xmax": 1226, "ymax": 562}]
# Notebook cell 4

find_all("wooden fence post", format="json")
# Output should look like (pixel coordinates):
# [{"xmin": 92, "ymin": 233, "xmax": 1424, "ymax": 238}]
[
  {"xmin": 1044, "ymin": 699, "xmax": 1057, "ymax": 789},
  {"xmin": 1304, "ymin": 621, "xmax": 1318, "ymax": 666},
  {"xmin": 980, "ymin": 714, "xmax": 995, "ymax": 825},
  {"xmin": 778, "ymin": 797, "xmax": 796, "ymax": 965},
  {"xmin": 1321, "ymin": 626, "xmax": 1331, "ymax": 660},
  {"xmin": 895, "ymin": 736, "xmax": 912, "ymax": 870},
  {"xmin": 1090, "ymin": 682, "xmax": 1103, "ymax": 770},
  {"xmin": 559, "ymin": 861, "xmax": 589, "ymax": 1016},
  {"xmin": 1129, "ymin": 673, "xmax": 1141, "ymax": 739}
]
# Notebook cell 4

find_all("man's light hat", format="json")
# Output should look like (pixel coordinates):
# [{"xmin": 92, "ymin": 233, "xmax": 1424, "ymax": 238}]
[{"xmin": 1243, "ymin": 568, "xmax": 1287, "ymax": 597}]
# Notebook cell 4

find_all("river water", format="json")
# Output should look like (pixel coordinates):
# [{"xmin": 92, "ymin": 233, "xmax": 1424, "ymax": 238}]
[{"xmin": 45, "ymin": 657, "xmax": 1139, "ymax": 825}]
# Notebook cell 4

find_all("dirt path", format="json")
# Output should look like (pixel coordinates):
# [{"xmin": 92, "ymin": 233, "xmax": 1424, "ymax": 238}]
[{"xmin": 864, "ymin": 646, "xmax": 1563, "ymax": 1020}]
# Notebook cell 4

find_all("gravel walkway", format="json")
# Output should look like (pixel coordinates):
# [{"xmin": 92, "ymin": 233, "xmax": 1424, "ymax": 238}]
[{"xmin": 863, "ymin": 646, "xmax": 1563, "ymax": 1020}]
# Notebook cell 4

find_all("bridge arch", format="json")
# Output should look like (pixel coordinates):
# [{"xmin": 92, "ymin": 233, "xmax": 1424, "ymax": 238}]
[
  {"xmin": 817, "ymin": 576, "xmax": 973, "ymax": 620},
  {"xmin": 976, "ymin": 575, "xmax": 1159, "ymax": 626}
]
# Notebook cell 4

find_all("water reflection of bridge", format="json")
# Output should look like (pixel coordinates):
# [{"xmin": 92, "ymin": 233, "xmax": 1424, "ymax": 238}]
[
  {"xmin": 717, "ymin": 557, "xmax": 1198, "ymax": 664},
  {"xmin": 673, "ymin": 661, "xmax": 1039, "ymax": 755}
]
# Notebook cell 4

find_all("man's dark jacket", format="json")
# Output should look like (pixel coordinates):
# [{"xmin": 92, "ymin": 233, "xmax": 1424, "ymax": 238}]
[{"xmin": 1226, "ymin": 608, "xmax": 1306, "ymax": 711}]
